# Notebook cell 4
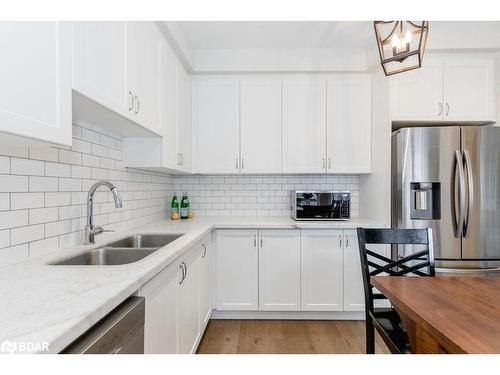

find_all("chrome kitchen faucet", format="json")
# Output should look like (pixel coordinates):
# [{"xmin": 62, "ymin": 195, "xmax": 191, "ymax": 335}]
[{"xmin": 85, "ymin": 180, "xmax": 122, "ymax": 245}]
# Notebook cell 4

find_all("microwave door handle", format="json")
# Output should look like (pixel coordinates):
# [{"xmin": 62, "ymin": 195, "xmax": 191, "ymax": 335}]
[{"xmin": 462, "ymin": 150, "xmax": 474, "ymax": 238}]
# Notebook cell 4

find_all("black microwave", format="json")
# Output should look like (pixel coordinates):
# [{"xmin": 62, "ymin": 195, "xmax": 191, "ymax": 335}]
[{"xmin": 291, "ymin": 191, "xmax": 350, "ymax": 221}]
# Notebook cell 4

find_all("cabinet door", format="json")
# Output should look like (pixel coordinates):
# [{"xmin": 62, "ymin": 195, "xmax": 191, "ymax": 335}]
[
  {"xmin": 443, "ymin": 60, "xmax": 495, "ymax": 122},
  {"xmin": 178, "ymin": 247, "xmax": 201, "ymax": 354},
  {"xmin": 176, "ymin": 61, "xmax": 191, "ymax": 172},
  {"xmin": 343, "ymin": 230, "xmax": 365, "ymax": 311},
  {"xmin": 216, "ymin": 230, "xmax": 258, "ymax": 310},
  {"xmin": 193, "ymin": 78, "xmax": 240, "ymax": 174},
  {"xmin": 301, "ymin": 229, "xmax": 344, "ymax": 311},
  {"xmin": 240, "ymin": 78, "xmax": 282, "ymax": 174},
  {"xmin": 282, "ymin": 78, "xmax": 327, "ymax": 173},
  {"xmin": 73, "ymin": 21, "xmax": 128, "ymax": 119},
  {"xmin": 199, "ymin": 236, "xmax": 212, "ymax": 329},
  {"xmin": 327, "ymin": 76, "xmax": 372, "ymax": 173},
  {"xmin": 138, "ymin": 262, "xmax": 179, "ymax": 354},
  {"xmin": 259, "ymin": 229, "xmax": 301, "ymax": 311},
  {"xmin": 0, "ymin": 22, "xmax": 71, "ymax": 146},
  {"xmin": 127, "ymin": 22, "xmax": 162, "ymax": 134},
  {"xmin": 391, "ymin": 62, "xmax": 443, "ymax": 122},
  {"xmin": 161, "ymin": 39, "xmax": 178, "ymax": 169}
]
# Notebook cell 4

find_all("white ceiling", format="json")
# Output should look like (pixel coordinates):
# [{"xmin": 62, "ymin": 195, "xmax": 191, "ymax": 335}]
[{"xmin": 175, "ymin": 21, "xmax": 374, "ymax": 49}]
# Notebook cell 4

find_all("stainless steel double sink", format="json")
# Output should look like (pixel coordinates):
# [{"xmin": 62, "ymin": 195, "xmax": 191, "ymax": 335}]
[{"xmin": 50, "ymin": 234, "xmax": 184, "ymax": 266}]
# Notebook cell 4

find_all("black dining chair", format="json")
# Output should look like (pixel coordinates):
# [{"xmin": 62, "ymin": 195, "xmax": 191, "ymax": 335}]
[{"xmin": 357, "ymin": 228, "xmax": 435, "ymax": 354}]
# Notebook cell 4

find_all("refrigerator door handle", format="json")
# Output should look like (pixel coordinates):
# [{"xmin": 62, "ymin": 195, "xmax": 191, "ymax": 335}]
[
  {"xmin": 451, "ymin": 150, "xmax": 466, "ymax": 238},
  {"xmin": 462, "ymin": 150, "xmax": 474, "ymax": 238}
]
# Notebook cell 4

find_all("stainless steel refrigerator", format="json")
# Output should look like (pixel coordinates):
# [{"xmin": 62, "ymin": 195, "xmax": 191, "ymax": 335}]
[{"xmin": 392, "ymin": 125, "xmax": 500, "ymax": 275}]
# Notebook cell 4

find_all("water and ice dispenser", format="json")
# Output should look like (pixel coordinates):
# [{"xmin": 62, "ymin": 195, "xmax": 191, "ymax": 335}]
[{"xmin": 410, "ymin": 182, "xmax": 441, "ymax": 220}]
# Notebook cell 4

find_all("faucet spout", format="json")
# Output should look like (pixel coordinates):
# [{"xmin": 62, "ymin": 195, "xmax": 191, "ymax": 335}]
[{"xmin": 85, "ymin": 180, "xmax": 122, "ymax": 245}]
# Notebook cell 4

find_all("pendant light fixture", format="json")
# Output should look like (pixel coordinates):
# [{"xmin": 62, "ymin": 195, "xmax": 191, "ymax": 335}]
[{"xmin": 374, "ymin": 21, "xmax": 429, "ymax": 76}]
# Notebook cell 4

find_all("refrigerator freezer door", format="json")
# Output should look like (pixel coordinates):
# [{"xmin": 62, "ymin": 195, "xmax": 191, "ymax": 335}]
[
  {"xmin": 392, "ymin": 127, "xmax": 462, "ymax": 260},
  {"xmin": 462, "ymin": 126, "xmax": 500, "ymax": 260}
]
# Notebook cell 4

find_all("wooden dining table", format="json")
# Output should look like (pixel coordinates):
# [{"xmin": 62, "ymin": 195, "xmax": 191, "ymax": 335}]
[{"xmin": 371, "ymin": 276, "xmax": 500, "ymax": 354}]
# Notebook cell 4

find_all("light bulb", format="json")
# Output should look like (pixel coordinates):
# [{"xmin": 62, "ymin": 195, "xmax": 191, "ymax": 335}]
[
  {"xmin": 391, "ymin": 33, "xmax": 399, "ymax": 50},
  {"xmin": 404, "ymin": 29, "xmax": 412, "ymax": 46}
]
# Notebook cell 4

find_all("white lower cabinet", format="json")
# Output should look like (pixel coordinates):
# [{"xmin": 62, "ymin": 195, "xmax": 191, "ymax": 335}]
[
  {"xmin": 139, "ymin": 262, "xmax": 179, "ymax": 354},
  {"xmin": 199, "ymin": 236, "xmax": 212, "ymax": 330},
  {"xmin": 178, "ymin": 245, "xmax": 201, "ymax": 354},
  {"xmin": 216, "ymin": 230, "xmax": 259, "ymax": 310},
  {"xmin": 258, "ymin": 230, "xmax": 301, "ymax": 311},
  {"xmin": 343, "ymin": 229, "xmax": 365, "ymax": 311},
  {"xmin": 301, "ymin": 229, "xmax": 344, "ymax": 311}
]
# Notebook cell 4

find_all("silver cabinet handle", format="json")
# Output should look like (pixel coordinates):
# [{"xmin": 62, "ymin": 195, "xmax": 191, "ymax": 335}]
[
  {"xmin": 134, "ymin": 95, "xmax": 139, "ymax": 114},
  {"xmin": 438, "ymin": 102, "xmax": 443, "ymax": 116},
  {"xmin": 202, "ymin": 243, "xmax": 207, "ymax": 258},
  {"xmin": 184, "ymin": 262, "xmax": 188, "ymax": 280},
  {"xmin": 253, "ymin": 235, "xmax": 257, "ymax": 248},
  {"xmin": 180, "ymin": 153, "xmax": 183, "ymax": 166},
  {"xmin": 339, "ymin": 234, "xmax": 342, "ymax": 247},
  {"xmin": 128, "ymin": 91, "xmax": 134, "ymax": 111},
  {"xmin": 236, "ymin": 157, "xmax": 239, "ymax": 170},
  {"xmin": 445, "ymin": 103, "xmax": 449, "ymax": 116},
  {"xmin": 345, "ymin": 234, "xmax": 349, "ymax": 247},
  {"xmin": 462, "ymin": 150, "xmax": 474, "ymax": 238},
  {"xmin": 322, "ymin": 158, "xmax": 326, "ymax": 169},
  {"xmin": 179, "ymin": 262, "xmax": 185, "ymax": 284},
  {"xmin": 241, "ymin": 157, "xmax": 244, "ymax": 170},
  {"xmin": 328, "ymin": 157, "xmax": 331, "ymax": 169},
  {"xmin": 260, "ymin": 235, "xmax": 263, "ymax": 247}
]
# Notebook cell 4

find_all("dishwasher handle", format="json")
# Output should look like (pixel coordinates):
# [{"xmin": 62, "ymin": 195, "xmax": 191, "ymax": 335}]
[{"xmin": 62, "ymin": 296, "xmax": 145, "ymax": 354}]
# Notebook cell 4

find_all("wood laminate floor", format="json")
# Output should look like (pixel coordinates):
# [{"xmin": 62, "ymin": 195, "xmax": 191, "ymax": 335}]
[{"xmin": 197, "ymin": 320, "xmax": 390, "ymax": 354}]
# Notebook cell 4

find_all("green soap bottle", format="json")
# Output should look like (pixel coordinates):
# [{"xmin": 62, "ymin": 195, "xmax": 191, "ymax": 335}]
[
  {"xmin": 171, "ymin": 192, "xmax": 179, "ymax": 220},
  {"xmin": 180, "ymin": 192, "xmax": 189, "ymax": 219}
]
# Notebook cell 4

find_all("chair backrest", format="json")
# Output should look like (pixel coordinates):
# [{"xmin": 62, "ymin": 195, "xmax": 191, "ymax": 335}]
[{"xmin": 356, "ymin": 228, "xmax": 435, "ymax": 314}]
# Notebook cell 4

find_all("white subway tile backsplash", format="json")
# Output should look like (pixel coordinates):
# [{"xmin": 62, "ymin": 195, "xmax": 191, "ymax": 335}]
[
  {"xmin": 0, "ymin": 156, "xmax": 10, "ymax": 173},
  {"xmin": 11, "ymin": 224, "xmax": 45, "ymax": 245},
  {"xmin": 0, "ymin": 210, "xmax": 28, "ymax": 230},
  {"xmin": 0, "ymin": 175, "xmax": 28, "ymax": 192},
  {"xmin": 0, "ymin": 229, "xmax": 10, "ymax": 248},
  {"xmin": 29, "ymin": 176, "xmax": 58, "ymax": 192},
  {"xmin": 30, "ymin": 207, "xmax": 59, "ymax": 225},
  {"xmin": 28, "ymin": 146, "xmax": 59, "ymax": 162},
  {"xmin": 11, "ymin": 193, "xmax": 44, "ymax": 210},
  {"xmin": 0, "ymin": 193, "xmax": 10, "ymax": 211},
  {"xmin": 0, "ymin": 123, "xmax": 172, "ymax": 266},
  {"xmin": 45, "ymin": 192, "xmax": 71, "ymax": 207}
]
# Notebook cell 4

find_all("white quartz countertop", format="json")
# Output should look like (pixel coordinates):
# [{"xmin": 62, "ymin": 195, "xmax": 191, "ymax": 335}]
[{"xmin": 0, "ymin": 216, "xmax": 385, "ymax": 353}]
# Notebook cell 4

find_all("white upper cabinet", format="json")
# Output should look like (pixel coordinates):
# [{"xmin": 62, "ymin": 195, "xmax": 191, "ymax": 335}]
[
  {"xmin": 176, "ymin": 61, "xmax": 191, "ymax": 172},
  {"xmin": 327, "ymin": 76, "xmax": 371, "ymax": 173},
  {"xmin": 240, "ymin": 78, "xmax": 282, "ymax": 174},
  {"xmin": 127, "ymin": 22, "xmax": 163, "ymax": 134},
  {"xmin": 0, "ymin": 22, "xmax": 71, "ymax": 146},
  {"xmin": 192, "ymin": 77, "xmax": 240, "ymax": 174},
  {"xmin": 161, "ymin": 39, "xmax": 179, "ymax": 170},
  {"xmin": 391, "ymin": 56, "xmax": 495, "ymax": 123},
  {"xmin": 282, "ymin": 77, "xmax": 327, "ymax": 173},
  {"xmin": 258, "ymin": 230, "xmax": 301, "ymax": 311},
  {"xmin": 216, "ymin": 230, "xmax": 259, "ymax": 311},
  {"xmin": 391, "ymin": 61, "xmax": 443, "ymax": 122},
  {"xmin": 443, "ymin": 60, "xmax": 495, "ymax": 122},
  {"xmin": 73, "ymin": 22, "xmax": 128, "ymax": 119},
  {"xmin": 301, "ymin": 229, "xmax": 344, "ymax": 311}
]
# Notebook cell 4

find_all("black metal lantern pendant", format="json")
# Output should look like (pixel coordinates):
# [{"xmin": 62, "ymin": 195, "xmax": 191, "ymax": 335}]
[{"xmin": 374, "ymin": 21, "xmax": 429, "ymax": 76}]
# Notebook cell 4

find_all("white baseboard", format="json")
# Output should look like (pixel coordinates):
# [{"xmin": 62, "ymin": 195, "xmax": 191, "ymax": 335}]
[{"xmin": 210, "ymin": 310, "xmax": 365, "ymax": 320}]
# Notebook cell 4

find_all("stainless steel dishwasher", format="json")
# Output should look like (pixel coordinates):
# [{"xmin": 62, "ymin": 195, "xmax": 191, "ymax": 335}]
[{"xmin": 62, "ymin": 297, "xmax": 145, "ymax": 354}]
